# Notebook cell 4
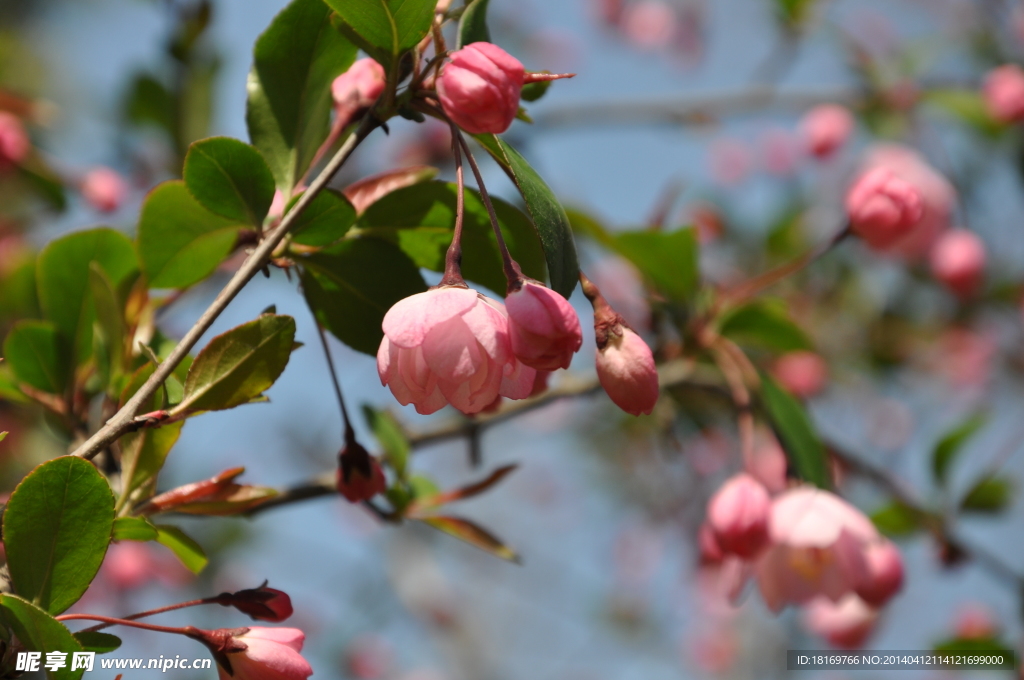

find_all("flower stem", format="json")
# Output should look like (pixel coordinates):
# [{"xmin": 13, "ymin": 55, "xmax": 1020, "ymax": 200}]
[
  {"xmin": 78, "ymin": 599, "xmax": 212, "ymax": 633},
  {"xmin": 56, "ymin": 614, "xmax": 202, "ymax": 638},
  {"xmin": 314, "ymin": 318, "xmax": 356, "ymax": 446},
  {"xmin": 440, "ymin": 122, "xmax": 467, "ymax": 287}
]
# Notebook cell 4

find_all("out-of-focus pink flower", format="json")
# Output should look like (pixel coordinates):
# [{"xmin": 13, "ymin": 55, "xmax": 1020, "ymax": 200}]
[
  {"xmin": 707, "ymin": 474, "xmax": 771, "ymax": 559},
  {"xmin": 772, "ymin": 351, "xmax": 828, "ymax": 399},
  {"xmin": 332, "ymin": 58, "xmax": 386, "ymax": 121},
  {"xmin": 621, "ymin": 0, "xmax": 677, "ymax": 49},
  {"xmin": 800, "ymin": 104, "xmax": 855, "ymax": 159},
  {"xmin": 81, "ymin": 167, "xmax": 127, "ymax": 213},
  {"xmin": 588, "ymin": 256, "xmax": 650, "ymax": 330},
  {"xmin": 846, "ymin": 167, "xmax": 923, "ymax": 249},
  {"xmin": 344, "ymin": 634, "xmax": 393, "ymax": 679},
  {"xmin": 595, "ymin": 326, "xmax": 659, "ymax": 416},
  {"xmin": 0, "ymin": 112, "xmax": 29, "ymax": 170},
  {"xmin": 216, "ymin": 628, "xmax": 312, "ymax": 680},
  {"xmin": 954, "ymin": 603, "xmax": 998, "ymax": 639},
  {"xmin": 336, "ymin": 443, "xmax": 386, "ymax": 503},
  {"xmin": 755, "ymin": 487, "xmax": 880, "ymax": 612},
  {"xmin": 747, "ymin": 427, "xmax": 788, "ymax": 493},
  {"xmin": 687, "ymin": 627, "xmax": 738, "ymax": 672},
  {"xmin": 759, "ymin": 128, "xmax": 800, "ymax": 176},
  {"xmin": 268, "ymin": 190, "xmax": 286, "ymax": 220},
  {"xmin": 856, "ymin": 540, "xmax": 904, "ymax": 606},
  {"xmin": 983, "ymin": 64, "xmax": 1024, "ymax": 124},
  {"xmin": 378, "ymin": 287, "xmax": 536, "ymax": 415},
  {"xmin": 710, "ymin": 138, "xmax": 751, "ymax": 186},
  {"xmin": 930, "ymin": 327, "xmax": 996, "ymax": 388},
  {"xmin": 929, "ymin": 229, "xmax": 985, "ymax": 297},
  {"xmin": 802, "ymin": 594, "xmax": 879, "ymax": 649},
  {"xmin": 594, "ymin": 0, "xmax": 624, "ymax": 26},
  {"xmin": 438, "ymin": 43, "xmax": 524, "ymax": 134},
  {"xmin": 505, "ymin": 281, "xmax": 582, "ymax": 371},
  {"xmin": 103, "ymin": 542, "xmax": 154, "ymax": 590},
  {"xmin": 687, "ymin": 428, "xmax": 733, "ymax": 476}
]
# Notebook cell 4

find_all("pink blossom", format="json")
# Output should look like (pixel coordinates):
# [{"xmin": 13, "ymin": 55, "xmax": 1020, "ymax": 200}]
[
  {"xmin": 846, "ymin": 167, "xmax": 923, "ymax": 249},
  {"xmin": 929, "ymin": 229, "xmax": 985, "ymax": 297},
  {"xmin": 772, "ymin": 351, "xmax": 828, "ymax": 399},
  {"xmin": 802, "ymin": 594, "xmax": 878, "ymax": 649},
  {"xmin": 746, "ymin": 428, "xmax": 788, "ymax": 493},
  {"xmin": 983, "ymin": 64, "xmax": 1024, "ymax": 124},
  {"xmin": 377, "ymin": 286, "xmax": 536, "ymax": 415},
  {"xmin": 800, "ymin": 104, "xmax": 854, "ymax": 159},
  {"xmin": 437, "ymin": 43, "xmax": 524, "ymax": 134},
  {"xmin": 709, "ymin": 138, "xmax": 751, "ymax": 186},
  {"xmin": 505, "ymin": 281, "xmax": 582, "ymax": 371},
  {"xmin": 103, "ymin": 542, "xmax": 154, "ymax": 590},
  {"xmin": 333, "ymin": 58, "xmax": 386, "ymax": 120},
  {"xmin": 81, "ymin": 167, "xmax": 127, "ymax": 213},
  {"xmin": 217, "ymin": 628, "xmax": 312, "ymax": 680},
  {"xmin": 855, "ymin": 540, "xmax": 903, "ymax": 606},
  {"xmin": 621, "ymin": 0, "xmax": 677, "ymax": 50},
  {"xmin": 759, "ymin": 128, "xmax": 799, "ymax": 176},
  {"xmin": 0, "ymin": 112, "xmax": 28, "ymax": 170},
  {"xmin": 706, "ymin": 474, "xmax": 771, "ymax": 559},
  {"xmin": 595, "ymin": 326, "xmax": 659, "ymax": 416},
  {"xmin": 954, "ymin": 603, "xmax": 998, "ymax": 639}
]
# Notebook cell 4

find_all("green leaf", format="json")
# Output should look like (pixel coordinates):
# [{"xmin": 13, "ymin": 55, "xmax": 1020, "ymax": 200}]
[
  {"xmin": 136, "ymin": 181, "xmax": 243, "ymax": 289},
  {"xmin": 300, "ymin": 237, "xmax": 427, "ymax": 354},
  {"xmin": 933, "ymin": 636, "xmax": 1016, "ymax": 663},
  {"xmin": 925, "ymin": 89, "xmax": 1004, "ymax": 137},
  {"xmin": 759, "ymin": 373, "xmax": 830, "ymax": 489},
  {"xmin": 960, "ymin": 476, "xmax": 1012, "ymax": 514},
  {"xmin": 0, "ymin": 595, "xmax": 86, "ymax": 680},
  {"xmin": 774, "ymin": 0, "xmax": 816, "ymax": 26},
  {"xmin": 3, "ymin": 320, "xmax": 70, "ymax": 394},
  {"xmin": 289, "ymin": 188, "xmax": 358, "ymax": 246},
  {"xmin": 473, "ymin": 134, "xmax": 580, "ymax": 298},
  {"xmin": 408, "ymin": 464, "xmax": 518, "ymax": 514},
  {"xmin": 419, "ymin": 515, "xmax": 519, "ymax": 562},
  {"xmin": 183, "ymin": 137, "xmax": 276, "ymax": 226},
  {"xmin": 125, "ymin": 73, "xmax": 176, "ymax": 135},
  {"xmin": 457, "ymin": 0, "xmax": 490, "ymax": 49},
  {"xmin": 342, "ymin": 164, "xmax": 439, "ymax": 215},
  {"xmin": 870, "ymin": 501, "xmax": 923, "ymax": 537},
  {"xmin": 932, "ymin": 413, "xmax": 987, "ymax": 487},
  {"xmin": 362, "ymin": 405, "xmax": 409, "ymax": 479},
  {"xmin": 520, "ymin": 79, "xmax": 552, "ymax": 103},
  {"xmin": 565, "ymin": 207, "xmax": 617, "ymax": 249},
  {"xmin": 172, "ymin": 314, "xmax": 297, "ymax": 416},
  {"xmin": 37, "ymin": 228, "xmax": 137, "ymax": 364},
  {"xmin": 3, "ymin": 456, "xmax": 115, "ymax": 614},
  {"xmin": 112, "ymin": 517, "xmax": 159, "ymax": 542},
  {"xmin": 247, "ymin": 0, "xmax": 357, "ymax": 192},
  {"xmin": 73, "ymin": 631, "xmax": 122, "ymax": 654},
  {"xmin": 719, "ymin": 299, "xmax": 812, "ymax": 352},
  {"xmin": 358, "ymin": 181, "xmax": 546, "ymax": 294},
  {"xmin": 614, "ymin": 228, "xmax": 698, "ymax": 302},
  {"xmin": 154, "ymin": 524, "xmax": 208, "ymax": 574},
  {"xmin": 118, "ymin": 423, "xmax": 184, "ymax": 509},
  {"xmin": 326, "ymin": 0, "xmax": 434, "ymax": 68},
  {"xmin": 89, "ymin": 263, "xmax": 126, "ymax": 391}
]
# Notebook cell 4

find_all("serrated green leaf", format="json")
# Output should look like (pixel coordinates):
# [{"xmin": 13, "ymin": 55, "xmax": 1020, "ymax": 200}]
[
  {"xmin": 73, "ymin": 631, "xmax": 122, "ymax": 654},
  {"xmin": 614, "ymin": 228, "xmax": 698, "ymax": 302},
  {"xmin": 326, "ymin": 0, "xmax": 434, "ymax": 69},
  {"xmin": 111, "ymin": 517, "xmax": 159, "ymax": 542},
  {"xmin": 154, "ymin": 524, "xmax": 208, "ymax": 574},
  {"xmin": 3, "ymin": 457, "xmax": 115, "ymax": 614},
  {"xmin": 183, "ymin": 137, "xmax": 276, "ymax": 226},
  {"xmin": 960, "ymin": 476, "xmax": 1012, "ymax": 514},
  {"xmin": 932, "ymin": 413, "xmax": 986, "ymax": 486},
  {"xmin": 719, "ymin": 299, "xmax": 812, "ymax": 352},
  {"xmin": 3, "ymin": 320, "xmax": 70, "ymax": 394},
  {"xmin": 870, "ymin": 501, "xmax": 922, "ymax": 537},
  {"xmin": 288, "ymin": 188, "xmax": 357, "ymax": 246},
  {"xmin": 760, "ymin": 373, "xmax": 830, "ymax": 489},
  {"xmin": 0, "ymin": 595, "xmax": 86, "ymax": 680},
  {"xmin": 457, "ymin": 0, "xmax": 490, "ymax": 48},
  {"xmin": 362, "ymin": 405, "xmax": 409, "ymax": 478}
]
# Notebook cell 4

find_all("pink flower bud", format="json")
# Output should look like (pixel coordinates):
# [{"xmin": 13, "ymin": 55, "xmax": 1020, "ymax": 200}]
[
  {"xmin": 706, "ymin": 474, "xmax": 771, "ymax": 559},
  {"xmin": 772, "ymin": 351, "xmax": 828, "ymax": 399},
  {"xmin": 332, "ymin": 58, "xmax": 386, "ymax": 113},
  {"xmin": 505, "ymin": 281, "xmax": 582, "ymax": 371},
  {"xmin": 220, "ymin": 584, "xmax": 294, "ymax": 622},
  {"xmin": 800, "ymin": 104, "xmax": 854, "ymax": 159},
  {"xmin": 802, "ymin": 594, "xmax": 878, "ymax": 649},
  {"xmin": 929, "ymin": 229, "xmax": 985, "ymax": 297},
  {"xmin": 595, "ymin": 326, "xmax": 659, "ymax": 416},
  {"xmin": 437, "ymin": 43, "xmax": 524, "ymax": 134},
  {"xmin": 983, "ymin": 64, "xmax": 1024, "ymax": 124},
  {"xmin": 337, "ymin": 442, "xmax": 387, "ymax": 503},
  {"xmin": 81, "ymin": 167, "xmax": 127, "ymax": 213},
  {"xmin": 697, "ymin": 522, "xmax": 724, "ymax": 564},
  {"xmin": 621, "ymin": 0, "xmax": 677, "ymax": 50},
  {"xmin": 0, "ymin": 112, "xmax": 29, "ymax": 170},
  {"xmin": 759, "ymin": 128, "xmax": 799, "ymax": 176},
  {"xmin": 216, "ymin": 628, "xmax": 312, "ymax": 680},
  {"xmin": 954, "ymin": 603, "xmax": 998, "ymax": 640},
  {"xmin": 103, "ymin": 542, "xmax": 155, "ymax": 590},
  {"xmin": 709, "ymin": 138, "xmax": 751, "ymax": 186},
  {"xmin": 378, "ymin": 287, "xmax": 536, "ymax": 415},
  {"xmin": 854, "ymin": 540, "xmax": 903, "ymax": 606},
  {"xmin": 845, "ymin": 167, "xmax": 923, "ymax": 249}
]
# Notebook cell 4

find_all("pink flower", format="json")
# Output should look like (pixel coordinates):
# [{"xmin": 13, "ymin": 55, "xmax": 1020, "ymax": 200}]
[
  {"xmin": 0, "ymin": 112, "xmax": 29, "ymax": 170},
  {"xmin": 81, "ymin": 167, "xmax": 127, "ymax": 213},
  {"xmin": 377, "ymin": 286, "xmax": 536, "ymax": 415},
  {"xmin": 505, "ymin": 281, "xmax": 582, "ymax": 370},
  {"xmin": 983, "ymin": 64, "xmax": 1024, "ymax": 124},
  {"xmin": 437, "ymin": 43, "xmax": 524, "ymax": 134},
  {"xmin": 333, "ymin": 58, "xmax": 386, "ymax": 119},
  {"xmin": 755, "ymin": 487, "xmax": 879, "ymax": 612},
  {"xmin": 217, "ymin": 628, "xmax": 312, "ymax": 680},
  {"xmin": 800, "ymin": 104, "xmax": 854, "ymax": 159},
  {"xmin": 759, "ymin": 128, "xmax": 799, "ymax": 176},
  {"xmin": 621, "ymin": 0, "xmax": 677, "ymax": 50},
  {"xmin": 802, "ymin": 594, "xmax": 878, "ymax": 649},
  {"xmin": 336, "ymin": 442, "xmax": 387, "ymax": 503},
  {"xmin": 954, "ymin": 603, "xmax": 998, "ymax": 639},
  {"xmin": 855, "ymin": 540, "xmax": 903, "ymax": 606},
  {"xmin": 846, "ymin": 167, "xmax": 923, "ymax": 249},
  {"xmin": 595, "ymin": 325, "xmax": 659, "ymax": 416},
  {"xmin": 930, "ymin": 229, "xmax": 985, "ymax": 297},
  {"xmin": 746, "ymin": 427, "xmax": 789, "ymax": 494},
  {"xmin": 103, "ymin": 542, "xmax": 154, "ymax": 590},
  {"xmin": 706, "ymin": 474, "xmax": 771, "ymax": 559},
  {"xmin": 772, "ymin": 351, "xmax": 828, "ymax": 399},
  {"xmin": 709, "ymin": 138, "xmax": 751, "ymax": 186}
]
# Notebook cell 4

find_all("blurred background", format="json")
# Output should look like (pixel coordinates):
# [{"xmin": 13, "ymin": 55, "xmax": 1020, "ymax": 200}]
[{"xmin": 2, "ymin": 0, "xmax": 1024, "ymax": 678}]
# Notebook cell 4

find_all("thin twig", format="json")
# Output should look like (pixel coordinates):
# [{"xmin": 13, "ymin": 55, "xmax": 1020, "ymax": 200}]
[{"xmin": 314, "ymin": 321, "xmax": 355, "ymax": 446}]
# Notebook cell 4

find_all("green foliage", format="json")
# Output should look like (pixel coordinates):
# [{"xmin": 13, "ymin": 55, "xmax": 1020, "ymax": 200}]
[
  {"xmin": 111, "ymin": 517, "xmax": 160, "ymax": 542},
  {"xmin": 300, "ymin": 237, "xmax": 427, "ymax": 354},
  {"xmin": 118, "ymin": 423, "xmax": 184, "ymax": 510},
  {"xmin": 960, "ymin": 476, "xmax": 1012, "ymax": 513},
  {"xmin": 419, "ymin": 516, "xmax": 519, "ymax": 562},
  {"xmin": 870, "ymin": 501, "xmax": 923, "ymax": 537},
  {"xmin": 358, "ymin": 181, "xmax": 546, "ymax": 294},
  {"xmin": 759, "ymin": 373, "xmax": 830, "ymax": 488},
  {"xmin": 774, "ymin": 0, "xmax": 817, "ymax": 27},
  {"xmin": 288, "ymin": 188, "xmax": 358, "ymax": 246},
  {"xmin": 172, "ymin": 314, "xmax": 297, "ymax": 416},
  {"xmin": 520, "ymin": 79, "xmax": 552, "ymax": 102},
  {"xmin": 136, "ymin": 181, "xmax": 243, "ymax": 289},
  {"xmin": 932, "ymin": 413, "xmax": 986, "ymax": 486},
  {"xmin": 925, "ymin": 89, "xmax": 1004, "ymax": 137},
  {"xmin": 934, "ymin": 636, "xmax": 1015, "ymax": 664},
  {"xmin": 363, "ymin": 405, "xmax": 410, "ymax": 479},
  {"xmin": 615, "ymin": 228, "xmax": 699, "ymax": 302},
  {"xmin": 247, "ymin": 0, "xmax": 357, "ymax": 192},
  {"xmin": 154, "ymin": 524, "xmax": 208, "ymax": 573},
  {"xmin": 3, "ymin": 457, "xmax": 115, "ymax": 615},
  {"xmin": 73, "ymin": 631, "xmax": 122, "ymax": 654},
  {"xmin": 473, "ymin": 134, "xmax": 580, "ymax": 298},
  {"xmin": 457, "ymin": 0, "xmax": 491, "ymax": 49},
  {"xmin": 88, "ymin": 263, "xmax": 126, "ymax": 392},
  {"xmin": 326, "ymin": 0, "xmax": 435, "ymax": 70},
  {"xmin": 0, "ymin": 595, "xmax": 86, "ymax": 680},
  {"xmin": 719, "ymin": 299, "xmax": 812, "ymax": 352},
  {"xmin": 3, "ymin": 320, "xmax": 70, "ymax": 394},
  {"xmin": 183, "ymin": 137, "xmax": 276, "ymax": 226}
]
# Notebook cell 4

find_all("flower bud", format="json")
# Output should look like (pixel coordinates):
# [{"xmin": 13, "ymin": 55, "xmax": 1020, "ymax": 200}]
[
  {"xmin": 983, "ymin": 64, "xmax": 1024, "ymax": 124},
  {"xmin": 505, "ymin": 281, "xmax": 583, "ymax": 371},
  {"xmin": 929, "ymin": 229, "xmax": 985, "ymax": 297},
  {"xmin": 706, "ymin": 474, "xmax": 771, "ymax": 559},
  {"xmin": 802, "ymin": 594, "xmax": 878, "ymax": 649},
  {"xmin": 332, "ymin": 58, "xmax": 386, "ymax": 113},
  {"xmin": 81, "ymin": 167, "xmax": 127, "ymax": 213},
  {"xmin": 219, "ymin": 583, "xmax": 294, "ymax": 622},
  {"xmin": 845, "ymin": 167, "xmax": 923, "ymax": 249},
  {"xmin": 0, "ymin": 112, "xmax": 29, "ymax": 170},
  {"xmin": 438, "ymin": 42, "xmax": 524, "ymax": 134},
  {"xmin": 854, "ymin": 540, "xmax": 904, "ymax": 606},
  {"xmin": 211, "ymin": 627, "xmax": 312, "ymax": 680},
  {"xmin": 772, "ymin": 351, "xmax": 828, "ymax": 399},
  {"xmin": 800, "ymin": 104, "xmax": 854, "ymax": 159},
  {"xmin": 595, "ymin": 325, "xmax": 659, "ymax": 416},
  {"xmin": 337, "ymin": 442, "xmax": 387, "ymax": 503}
]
